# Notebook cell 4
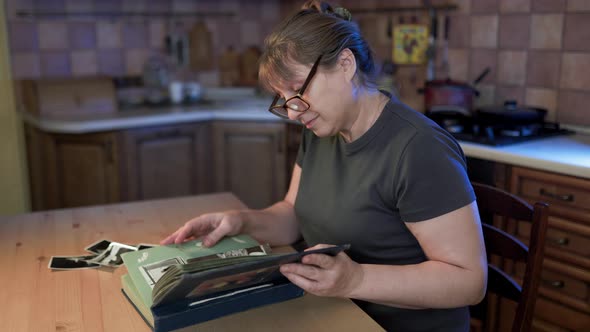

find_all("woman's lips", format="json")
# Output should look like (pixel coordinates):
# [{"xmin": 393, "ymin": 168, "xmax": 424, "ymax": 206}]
[{"xmin": 303, "ymin": 116, "xmax": 318, "ymax": 128}]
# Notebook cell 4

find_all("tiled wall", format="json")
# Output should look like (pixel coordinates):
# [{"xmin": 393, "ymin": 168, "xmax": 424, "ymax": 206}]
[
  {"xmin": 5, "ymin": 0, "xmax": 590, "ymax": 127},
  {"xmin": 5, "ymin": 0, "xmax": 281, "ymax": 86},
  {"xmin": 292, "ymin": 0, "xmax": 590, "ymax": 127},
  {"xmin": 439, "ymin": 0, "xmax": 590, "ymax": 126}
]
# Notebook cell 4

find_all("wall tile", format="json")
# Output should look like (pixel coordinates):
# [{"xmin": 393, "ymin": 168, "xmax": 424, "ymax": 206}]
[
  {"xmin": 69, "ymin": 22, "xmax": 96, "ymax": 50},
  {"xmin": 454, "ymin": 0, "xmax": 471, "ymax": 14},
  {"xmin": 532, "ymin": 0, "xmax": 566, "ymax": 12},
  {"xmin": 71, "ymin": 50, "xmax": 97, "ymax": 76},
  {"xmin": 198, "ymin": 70, "xmax": 221, "ymax": 87},
  {"xmin": 497, "ymin": 51, "xmax": 527, "ymax": 85},
  {"xmin": 146, "ymin": 1, "xmax": 170, "ymax": 12},
  {"xmin": 97, "ymin": 22, "xmax": 121, "ymax": 49},
  {"xmin": 527, "ymin": 51, "xmax": 561, "ymax": 88},
  {"xmin": 65, "ymin": 0, "xmax": 93, "ymax": 12},
  {"xmin": 560, "ymin": 53, "xmax": 590, "ymax": 91},
  {"xmin": 566, "ymin": 0, "xmax": 590, "ymax": 11},
  {"xmin": 125, "ymin": 49, "xmax": 150, "ymax": 75},
  {"xmin": 563, "ymin": 14, "xmax": 590, "ymax": 51},
  {"xmin": 261, "ymin": 0, "xmax": 280, "ymax": 21},
  {"xmin": 122, "ymin": 22, "xmax": 149, "ymax": 49},
  {"xmin": 474, "ymin": 84, "xmax": 495, "ymax": 108},
  {"xmin": 471, "ymin": 0, "xmax": 498, "ymax": 13},
  {"xmin": 239, "ymin": 1, "xmax": 259, "ymax": 20},
  {"xmin": 10, "ymin": 53, "xmax": 41, "ymax": 79},
  {"xmin": 530, "ymin": 14, "xmax": 563, "ymax": 49},
  {"xmin": 9, "ymin": 22, "xmax": 38, "ymax": 52},
  {"xmin": 495, "ymin": 86, "xmax": 525, "ymax": 104},
  {"xmin": 195, "ymin": 0, "xmax": 219, "ymax": 12},
  {"xmin": 97, "ymin": 49, "xmax": 124, "ymax": 75},
  {"xmin": 217, "ymin": 20, "xmax": 241, "ymax": 52},
  {"xmin": 557, "ymin": 91, "xmax": 590, "ymax": 125},
  {"xmin": 500, "ymin": 0, "xmax": 531, "ymax": 13},
  {"xmin": 498, "ymin": 15, "xmax": 530, "ymax": 49},
  {"xmin": 240, "ymin": 21, "xmax": 262, "ymax": 47},
  {"xmin": 149, "ymin": 21, "xmax": 166, "ymax": 49},
  {"xmin": 470, "ymin": 15, "xmax": 498, "ymax": 48},
  {"xmin": 5, "ymin": 0, "xmax": 34, "ymax": 19},
  {"xmin": 122, "ymin": 0, "xmax": 146, "ymax": 12},
  {"xmin": 40, "ymin": 51, "xmax": 71, "ymax": 77},
  {"xmin": 93, "ymin": 0, "xmax": 120, "ymax": 12},
  {"xmin": 469, "ymin": 49, "xmax": 497, "ymax": 83},
  {"xmin": 525, "ymin": 88, "xmax": 558, "ymax": 121},
  {"xmin": 34, "ymin": 0, "xmax": 65, "ymax": 12},
  {"xmin": 172, "ymin": 0, "xmax": 198, "ymax": 12},
  {"xmin": 448, "ymin": 15, "xmax": 470, "ymax": 48},
  {"xmin": 38, "ymin": 22, "xmax": 68, "ymax": 50},
  {"xmin": 447, "ymin": 48, "xmax": 469, "ymax": 81}
]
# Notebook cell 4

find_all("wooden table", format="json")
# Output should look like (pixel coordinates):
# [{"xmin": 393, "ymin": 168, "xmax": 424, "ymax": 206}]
[{"xmin": 0, "ymin": 193, "xmax": 384, "ymax": 332}]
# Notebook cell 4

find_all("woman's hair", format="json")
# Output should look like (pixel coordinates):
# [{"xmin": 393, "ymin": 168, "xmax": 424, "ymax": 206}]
[{"xmin": 258, "ymin": 0, "xmax": 377, "ymax": 92}]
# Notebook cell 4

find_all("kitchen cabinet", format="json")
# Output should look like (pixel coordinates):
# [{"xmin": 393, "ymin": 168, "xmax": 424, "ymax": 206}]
[
  {"xmin": 212, "ymin": 121, "xmax": 287, "ymax": 209},
  {"xmin": 26, "ymin": 125, "xmax": 120, "ymax": 210},
  {"xmin": 479, "ymin": 164, "xmax": 590, "ymax": 332},
  {"xmin": 25, "ymin": 120, "xmax": 288, "ymax": 211},
  {"xmin": 120, "ymin": 123, "xmax": 212, "ymax": 201}
]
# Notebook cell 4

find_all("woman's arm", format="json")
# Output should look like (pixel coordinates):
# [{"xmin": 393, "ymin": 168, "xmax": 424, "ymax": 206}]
[
  {"xmin": 161, "ymin": 164, "xmax": 303, "ymax": 247},
  {"xmin": 240, "ymin": 164, "xmax": 302, "ymax": 246},
  {"xmin": 350, "ymin": 201, "xmax": 487, "ymax": 308},
  {"xmin": 281, "ymin": 201, "xmax": 487, "ymax": 309}
]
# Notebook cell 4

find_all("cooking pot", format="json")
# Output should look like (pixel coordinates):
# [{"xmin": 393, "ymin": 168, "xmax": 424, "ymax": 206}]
[
  {"xmin": 476, "ymin": 100, "xmax": 547, "ymax": 125},
  {"xmin": 419, "ymin": 68, "xmax": 490, "ymax": 116}
]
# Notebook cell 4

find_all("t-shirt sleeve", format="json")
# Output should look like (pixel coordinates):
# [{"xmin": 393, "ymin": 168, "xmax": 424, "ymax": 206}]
[{"xmin": 394, "ymin": 128, "xmax": 475, "ymax": 222}]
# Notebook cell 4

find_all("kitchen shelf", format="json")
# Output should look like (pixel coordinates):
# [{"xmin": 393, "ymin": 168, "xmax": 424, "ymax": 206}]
[{"xmin": 16, "ymin": 10, "xmax": 234, "ymax": 19}]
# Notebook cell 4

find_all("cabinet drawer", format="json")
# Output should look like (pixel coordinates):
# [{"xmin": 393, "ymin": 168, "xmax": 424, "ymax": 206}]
[
  {"xmin": 512, "ymin": 167, "xmax": 590, "ymax": 212},
  {"xmin": 534, "ymin": 297, "xmax": 590, "ymax": 331},
  {"xmin": 517, "ymin": 217, "xmax": 590, "ymax": 259}
]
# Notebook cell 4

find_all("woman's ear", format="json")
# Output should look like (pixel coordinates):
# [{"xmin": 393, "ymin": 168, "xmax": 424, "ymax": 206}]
[{"xmin": 339, "ymin": 48, "xmax": 357, "ymax": 82}]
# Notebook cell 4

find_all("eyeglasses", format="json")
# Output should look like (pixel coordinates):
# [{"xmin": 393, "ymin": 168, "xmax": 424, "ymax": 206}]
[{"xmin": 268, "ymin": 54, "xmax": 323, "ymax": 119}]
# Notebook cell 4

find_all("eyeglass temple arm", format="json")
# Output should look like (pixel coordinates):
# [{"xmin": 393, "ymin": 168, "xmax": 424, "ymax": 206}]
[{"xmin": 299, "ymin": 54, "xmax": 323, "ymax": 94}]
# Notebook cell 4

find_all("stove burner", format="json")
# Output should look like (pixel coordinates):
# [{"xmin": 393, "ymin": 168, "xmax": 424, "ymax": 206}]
[{"xmin": 426, "ymin": 112, "xmax": 574, "ymax": 146}]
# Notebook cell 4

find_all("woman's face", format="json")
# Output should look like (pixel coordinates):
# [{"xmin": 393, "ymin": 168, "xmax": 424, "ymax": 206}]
[{"xmin": 273, "ymin": 53, "xmax": 356, "ymax": 137}]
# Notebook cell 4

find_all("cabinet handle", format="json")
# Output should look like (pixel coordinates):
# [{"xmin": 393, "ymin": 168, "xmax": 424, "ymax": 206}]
[
  {"xmin": 539, "ymin": 188, "xmax": 574, "ymax": 202},
  {"xmin": 548, "ymin": 237, "xmax": 570, "ymax": 246},
  {"xmin": 542, "ymin": 279, "xmax": 565, "ymax": 289}
]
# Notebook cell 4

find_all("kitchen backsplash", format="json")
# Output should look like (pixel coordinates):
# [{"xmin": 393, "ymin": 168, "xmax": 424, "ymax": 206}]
[
  {"xmin": 5, "ymin": 0, "xmax": 283, "ymax": 86},
  {"xmin": 4, "ymin": 0, "xmax": 590, "ymax": 127}
]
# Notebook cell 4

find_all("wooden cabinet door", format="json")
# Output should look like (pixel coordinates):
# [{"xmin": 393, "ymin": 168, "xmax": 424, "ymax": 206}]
[
  {"xmin": 121, "ymin": 123, "xmax": 211, "ymax": 201},
  {"xmin": 43, "ymin": 131, "xmax": 120, "ymax": 209},
  {"xmin": 213, "ymin": 121, "xmax": 286, "ymax": 209}
]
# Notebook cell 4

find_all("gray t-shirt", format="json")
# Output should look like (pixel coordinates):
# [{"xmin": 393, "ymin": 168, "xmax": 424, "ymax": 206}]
[{"xmin": 294, "ymin": 99, "xmax": 475, "ymax": 331}]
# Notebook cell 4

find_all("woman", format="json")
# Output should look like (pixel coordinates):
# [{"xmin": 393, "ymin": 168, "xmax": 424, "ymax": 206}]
[{"xmin": 162, "ymin": 2, "xmax": 487, "ymax": 331}]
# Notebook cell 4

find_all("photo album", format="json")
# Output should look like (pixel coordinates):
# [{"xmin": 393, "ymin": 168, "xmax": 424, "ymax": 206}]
[{"xmin": 120, "ymin": 234, "xmax": 350, "ymax": 332}]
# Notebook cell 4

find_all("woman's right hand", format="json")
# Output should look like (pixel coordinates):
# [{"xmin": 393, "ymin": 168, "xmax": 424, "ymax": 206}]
[{"xmin": 160, "ymin": 210, "xmax": 245, "ymax": 247}]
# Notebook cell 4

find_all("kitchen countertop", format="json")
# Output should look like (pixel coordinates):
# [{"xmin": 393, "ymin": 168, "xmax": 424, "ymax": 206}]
[
  {"xmin": 21, "ymin": 97, "xmax": 280, "ymax": 134},
  {"xmin": 22, "ymin": 99, "xmax": 590, "ymax": 180},
  {"xmin": 459, "ymin": 133, "xmax": 590, "ymax": 180}
]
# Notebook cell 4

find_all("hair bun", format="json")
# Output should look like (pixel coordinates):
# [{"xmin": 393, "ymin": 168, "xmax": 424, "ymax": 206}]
[
  {"xmin": 301, "ymin": 1, "xmax": 353, "ymax": 21},
  {"xmin": 333, "ymin": 7, "xmax": 352, "ymax": 21}
]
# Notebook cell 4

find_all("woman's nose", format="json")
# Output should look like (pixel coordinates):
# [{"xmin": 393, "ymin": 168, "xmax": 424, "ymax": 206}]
[{"xmin": 286, "ymin": 106, "xmax": 302, "ymax": 121}]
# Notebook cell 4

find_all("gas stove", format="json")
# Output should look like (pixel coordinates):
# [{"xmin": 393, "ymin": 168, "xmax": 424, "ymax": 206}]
[{"xmin": 427, "ymin": 113, "xmax": 574, "ymax": 146}]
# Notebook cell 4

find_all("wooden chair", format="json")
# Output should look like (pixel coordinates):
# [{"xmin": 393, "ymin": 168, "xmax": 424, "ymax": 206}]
[{"xmin": 470, "ymin": 182, "xmax": 550, "ymax": 332}]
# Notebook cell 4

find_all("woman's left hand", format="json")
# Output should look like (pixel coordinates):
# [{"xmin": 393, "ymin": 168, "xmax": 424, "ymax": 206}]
[{"xmin": 279, "ymin": 244, "xmax": 364, "ymax": 298}]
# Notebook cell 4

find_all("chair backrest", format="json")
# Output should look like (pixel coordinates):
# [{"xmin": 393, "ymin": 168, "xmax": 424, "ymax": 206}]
[{"xmin": 471, "ymin": 182, "xmax": 549, "ymax": 332}]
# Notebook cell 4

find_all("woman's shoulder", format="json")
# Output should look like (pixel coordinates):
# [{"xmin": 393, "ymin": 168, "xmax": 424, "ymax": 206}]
[{"xmin": 382, "ymin": 100, "xmax": 462, "ymax": 153}]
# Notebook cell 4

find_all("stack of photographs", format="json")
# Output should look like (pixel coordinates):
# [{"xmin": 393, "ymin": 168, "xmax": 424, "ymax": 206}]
[{"xmin": 48, "ymin": 239, "xmax": 157, "ymax": 271}]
